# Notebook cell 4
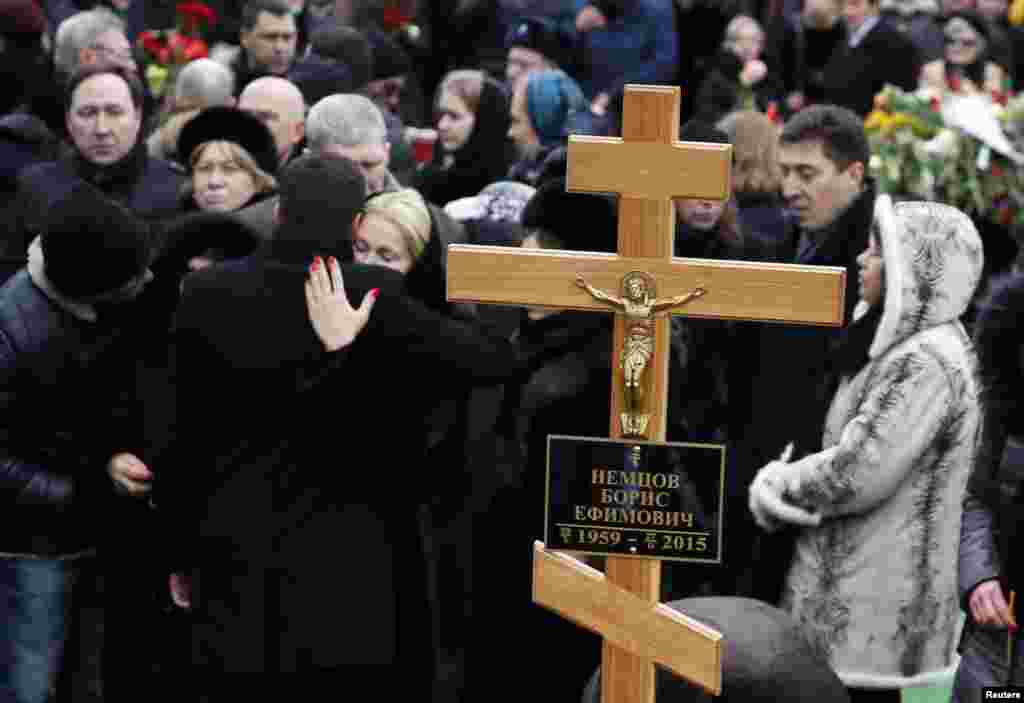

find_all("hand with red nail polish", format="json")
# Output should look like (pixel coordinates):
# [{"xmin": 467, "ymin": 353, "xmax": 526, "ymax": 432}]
[{"xmin": 304, "ymin": 256, "xmax": 378, "ymax": 351}]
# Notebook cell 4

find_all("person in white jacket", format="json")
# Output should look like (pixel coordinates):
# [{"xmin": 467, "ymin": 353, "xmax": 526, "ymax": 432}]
[{"xmin": 748, "ymin": 195, "xmax": 985, "ymax": 703}]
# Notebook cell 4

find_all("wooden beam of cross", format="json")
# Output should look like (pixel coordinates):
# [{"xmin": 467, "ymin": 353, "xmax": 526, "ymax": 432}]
[{"xmin": 445, "ymin": 85, "xmax": 846, "ymax": 703}]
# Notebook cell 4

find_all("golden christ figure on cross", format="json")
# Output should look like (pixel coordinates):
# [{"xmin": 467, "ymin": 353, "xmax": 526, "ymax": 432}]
[{"xmin": 575, "ymin": 271, "xmax": 706, "ymax": 439}]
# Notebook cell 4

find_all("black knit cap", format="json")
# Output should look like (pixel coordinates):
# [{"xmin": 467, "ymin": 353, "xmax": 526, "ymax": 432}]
[
  {"xmin": 371, "ymin": 33, "xmax": 412, "ymax": 81},
  {"xmin": 506, "ymin": 15, "xmax": 572, "ymax": 71},
  {"xmin": 42, "ymin": 184, "xmax": 151, "ymax": 299},
  {"xmin": 521, "ymin": 177, "xmax": 618, "ymax": 253},
  {"xmin": 177, "ymin": 106, "xmax": 280, "ymax": 177},
  {"xmin": 680, "ymin": 119, "xmax": 731, "ymax": 145}
]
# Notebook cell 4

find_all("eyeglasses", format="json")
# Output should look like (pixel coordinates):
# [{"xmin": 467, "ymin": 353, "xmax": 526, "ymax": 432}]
[
  {"xmin": 91, "ymin": 43, "xmax": 136, "ymax": 64},
  {"xmin": 944, "ymin": 36, "xmax": 979, "ymax": 49}
]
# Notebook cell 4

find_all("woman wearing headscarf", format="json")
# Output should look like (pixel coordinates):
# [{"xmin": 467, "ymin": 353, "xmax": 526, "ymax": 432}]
[
  {"xmin": 412, "ymin": 69, "xmax": 517, "ymax": 206},
  {"xmin": 507, "ymin": 68, "xmax": 588, "ymax": 186},
  {"xmin": 748, "ymin": 196, "xmax": 985, "ymax": 703}
]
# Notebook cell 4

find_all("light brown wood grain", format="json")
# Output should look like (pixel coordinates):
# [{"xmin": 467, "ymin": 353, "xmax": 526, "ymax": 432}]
[
  {"xmin": 446, "ymin": 245, "xmax": 847, "ymax": 326},
  {"xmin": 531, "ymin": 543, "xmax": 723, "ymax": 696}
]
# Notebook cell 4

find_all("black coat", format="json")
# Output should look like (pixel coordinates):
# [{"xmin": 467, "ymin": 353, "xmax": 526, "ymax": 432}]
[
  {"xmin": 467, "ymin": 309, "xmax": 613, "ymax": 702},
  {"xmin": 723, "ymin": 182, "xmax": 875, "ymax": 603},
  {"xmin": 1, "ymin": 145, "xmax": 184, "ymax": 261},
  {"xmin": 0, "ymin": 269, "xmax": 172, "ymax": 557},
  {"xmin": 692, "ymin": 49, "xmax": 783, "ymax": 125},
  {"xmin": 822, "ymin": 17, "xmax": 921, "ymax": 116},
  {"xmin": 159, "ymin": 240, "xmax": 521, "ymax": 682}
]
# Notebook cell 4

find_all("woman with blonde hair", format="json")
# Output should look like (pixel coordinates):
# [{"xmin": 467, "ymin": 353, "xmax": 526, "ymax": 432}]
[
  {"xmin": 717, "ymin": 110, "xmax": 789, "ymax": 245},
  {"xmin": 355, "ymin": 187, "xmax": 455, "ymax": 314}
]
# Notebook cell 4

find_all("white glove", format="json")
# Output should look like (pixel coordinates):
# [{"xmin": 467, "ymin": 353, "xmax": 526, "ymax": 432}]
[{"xmin": 748, "ymin": 443, "xmax": 822, "ymax": 532}]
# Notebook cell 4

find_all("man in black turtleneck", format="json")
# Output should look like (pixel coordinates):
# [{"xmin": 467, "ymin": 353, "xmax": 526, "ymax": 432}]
[
  {"xmin": 3, "ymin": 64, "xmax": 184, "ymax": 261},
  {"xmin": 723, "ymin": 105, "xmax": 874, "ymax": 604}
]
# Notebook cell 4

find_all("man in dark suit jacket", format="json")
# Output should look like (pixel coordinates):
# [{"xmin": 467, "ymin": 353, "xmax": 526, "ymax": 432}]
[
  {"xmin": 161, "ymin": 154, "xmax": 521, "ymax": 699},
  {"xmin": 822, "ymin": 0, "xmax": 921, "ymax": 116}
]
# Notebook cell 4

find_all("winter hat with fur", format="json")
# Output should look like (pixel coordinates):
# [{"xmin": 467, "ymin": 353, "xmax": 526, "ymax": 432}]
[
  {"xmin": 177, "ymin": 106, "xmax": 280, "ymax": 177},
  {"xmin": 42, "ymin": 184, "xmax": 151, "ymax": 299}
]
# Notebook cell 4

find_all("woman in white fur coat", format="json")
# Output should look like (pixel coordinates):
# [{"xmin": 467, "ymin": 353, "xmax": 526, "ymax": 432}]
[{"xmin": 748, "ymin": 195, "xmax": 985, "ymax": 703}]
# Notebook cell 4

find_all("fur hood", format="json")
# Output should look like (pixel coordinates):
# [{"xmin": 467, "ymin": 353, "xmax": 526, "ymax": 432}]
[{"xmin": 861, "ymin": 195, "xmax": 984, "ymax": 360}]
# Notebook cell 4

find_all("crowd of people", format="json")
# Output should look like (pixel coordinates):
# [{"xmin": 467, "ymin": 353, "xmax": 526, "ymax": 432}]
[{"xmin": 0, "ymin": 0, "xmax": 1023, "ymax": 702}]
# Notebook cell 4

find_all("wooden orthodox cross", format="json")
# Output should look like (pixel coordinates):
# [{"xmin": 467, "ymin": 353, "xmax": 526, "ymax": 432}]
[{"xmin": 446, "ymin": 85, "xmax": 847, "ymax": 702}]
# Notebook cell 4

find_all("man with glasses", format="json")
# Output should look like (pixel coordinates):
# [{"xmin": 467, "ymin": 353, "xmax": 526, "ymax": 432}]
[{"xmin": 821, "ymin": 0, "xmax": 920, "ymax": 115}]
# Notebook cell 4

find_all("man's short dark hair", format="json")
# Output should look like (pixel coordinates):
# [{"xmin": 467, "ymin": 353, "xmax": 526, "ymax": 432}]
[
  {"xmin": 277, "ymin": 154, "xmax": 366, "ymax": 260},
  {"xmin": 779, "ymin": 104, "xmax": 869, "ymax": 172},
  {"xmin": 241, "ymin": 0, "xmax": 293, "ymax": 32},
  {"xmin": 310, "ymin": 25, "xmax": 373, "ymax": 89},
  {"xmin": 64, "ymin": 63, "xmax": 145, "ymax": 112}
]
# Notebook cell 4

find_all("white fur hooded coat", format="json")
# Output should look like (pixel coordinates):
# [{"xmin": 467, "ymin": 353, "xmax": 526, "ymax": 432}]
[{"xmin": 765, "ymin": 196, "xmax": 985, "ymax": 688}]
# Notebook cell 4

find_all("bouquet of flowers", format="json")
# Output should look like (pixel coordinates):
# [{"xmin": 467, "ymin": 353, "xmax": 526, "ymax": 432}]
[
  {"xmin": 136, "ymin": 2, "xmax": 217, "ymax": 98},
  {"xmin": 865, "ymin": 84, "xmax": 1024, "ymax": 226}
]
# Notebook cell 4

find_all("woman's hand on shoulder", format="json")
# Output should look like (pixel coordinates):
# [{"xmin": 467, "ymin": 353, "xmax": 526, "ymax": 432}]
[{"xmin": 305, "ymin": 256, "xmax": 379, "ymax": 352}]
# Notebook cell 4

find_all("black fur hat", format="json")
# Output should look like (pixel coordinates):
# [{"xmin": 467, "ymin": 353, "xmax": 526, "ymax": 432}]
[
  {"xmin": 520, "ymin": 177, "xmax": 618, "ymax": 253},
  {"xmin": 177, "ymin": 106, "xmax": 280, "ymax": 176},
  {"xmin": 42, "ymin": 184, "xmax": 151, "ymax": 299}
]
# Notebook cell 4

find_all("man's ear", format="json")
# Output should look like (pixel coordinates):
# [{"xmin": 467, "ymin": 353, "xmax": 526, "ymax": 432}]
[
  {"xmin": 239, "ymin": 29, "xmax": 251, "ymax": 51},
  {"xmin": 293, "ymin": 120, "xmax": 305, "ymax": 145},
  {"xmin": 351, "ymin": 212, "xmax": 364, "ymax": 236},
  {"xmin": 848, "ymin": 160, "xmax": 866, "ymax": 186},
  {"xmin": 273, "ymin": 200, "xmax": 283, "ymax": 225}
]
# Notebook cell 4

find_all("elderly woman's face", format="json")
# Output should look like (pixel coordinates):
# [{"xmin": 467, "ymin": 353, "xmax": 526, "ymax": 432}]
[
  {"xmin": 945, "ymin": 18, "xmax": 984, "ymax": 65},
  {"xmin": 353, "ymin": 213, "xmax": 415, "ymax": 274},
  {"xmin": 192, "ymin": 141, "xmax": 258, "ymax": 212}
]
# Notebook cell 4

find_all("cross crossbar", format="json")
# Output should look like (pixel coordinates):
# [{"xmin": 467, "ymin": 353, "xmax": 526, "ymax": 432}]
[
  {"xmin": 447, "ymin": 245, "xmax": 846, "ymax": 326},
  {"xmin": 532, "ymin": 542, "xmax": 723, "ymax": 695}
]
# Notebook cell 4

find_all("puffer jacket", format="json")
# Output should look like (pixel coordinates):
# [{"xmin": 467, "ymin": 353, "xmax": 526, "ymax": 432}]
[
  {"xmin": 763, "ymin": 196, "xmax": 985, "ymax": 687},
  {"xmin": 0, "ymin": 252, "xmax": 164, "ymax": 556}
]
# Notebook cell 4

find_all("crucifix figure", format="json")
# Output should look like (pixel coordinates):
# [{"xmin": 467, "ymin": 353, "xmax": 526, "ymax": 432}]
[
  {"xmin": 576, "ymin": 272, "xmax": 706, "ymax": 438},
  {"xmin": 446, "ymin": 83, "xmax": 847, "ymax": 703}
]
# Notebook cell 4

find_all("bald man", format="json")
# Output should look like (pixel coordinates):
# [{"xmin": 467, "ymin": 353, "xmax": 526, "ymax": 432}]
[{"xmin": 238, "ymin": 76, "xmax": 306, "ymax": 166}]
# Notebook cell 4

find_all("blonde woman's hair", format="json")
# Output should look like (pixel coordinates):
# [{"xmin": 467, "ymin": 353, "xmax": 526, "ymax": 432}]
[
  {"xmin": 363, "ymin": 188, "xmax": 432, "ymax": 261},
  {"xmin": 438, "ymin": 69, "xmax": 485, "ymax": 114},
  {"xmin": 188, "ymin": 140, "xmax": 278, "ymax": 195},
  {"xmin": 718, "ymin": 110, "xmax": 781, "ymax": 196}
]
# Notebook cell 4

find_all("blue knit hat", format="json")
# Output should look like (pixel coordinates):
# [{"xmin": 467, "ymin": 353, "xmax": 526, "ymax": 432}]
[{"xmin": 525, "ymin": 69, "xmax": 587, "ymax": 149}]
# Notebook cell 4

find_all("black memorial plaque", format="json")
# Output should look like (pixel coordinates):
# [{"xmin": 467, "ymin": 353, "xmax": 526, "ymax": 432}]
[{"xmin": 545, "ymin": 435, "xmax": 725, "ymax": 563}]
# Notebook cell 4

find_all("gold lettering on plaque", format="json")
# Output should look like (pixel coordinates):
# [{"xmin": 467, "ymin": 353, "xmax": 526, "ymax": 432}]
[{"xmin": 575, "ymin": 271, "xmax": 706, "ymax": 438}]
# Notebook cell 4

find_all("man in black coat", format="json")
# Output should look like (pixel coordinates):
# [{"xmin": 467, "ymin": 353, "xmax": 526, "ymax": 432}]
[
  {"xmin": 724, "ymin": 105, "xmax": 875, "ymax": 604},
  {"xmin": 0, "ymin": 183, "xmax": 163, "ymax": 703},
  {"xmin": 822, "ymin": 0, "xmax": 920, "ymax": 116},
  {"xmin": 3, "ymin": 64, "xmax": 184, "ymax": 261},
  {"xmin": 160, "ymin": 154, "xmax": 521, "ymax": 699}
]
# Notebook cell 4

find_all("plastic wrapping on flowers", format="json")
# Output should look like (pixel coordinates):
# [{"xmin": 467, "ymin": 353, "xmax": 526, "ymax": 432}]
[{"xmin": 866, "ymin": 85, "xmax": 1024, "ymax": 226}]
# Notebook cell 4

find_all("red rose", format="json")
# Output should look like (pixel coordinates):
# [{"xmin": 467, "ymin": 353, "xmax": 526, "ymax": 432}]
[
  {"xmin": 929, "ymin": 96, "xmax": 940, "ymax": 111},
  {"xmin": 183, "ymin": 38, "xmax": 209, "ymax": 61},
  {"xmin": 157, "ymin": 46, "xmax": 171, "ymax": 65},
  {"xmin": 992, "ymin": 165, "xmax": 1005, "ymax": 178},
  {"xmin": 382, "ymin": 5, "xmax": 411, "ymax": 29}
]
